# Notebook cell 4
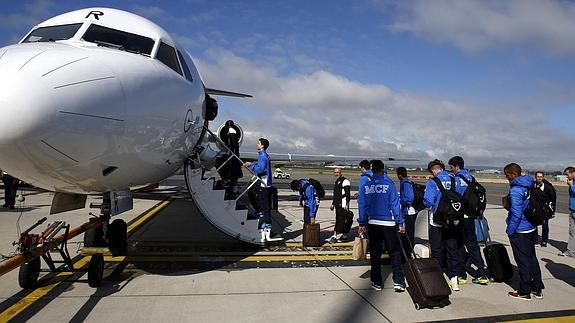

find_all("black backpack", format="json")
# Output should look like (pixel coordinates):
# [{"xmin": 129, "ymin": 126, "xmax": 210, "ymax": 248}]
[
  {"xmin": 303, "ymin": 178, "xmax": 325, "ymax": 199},
  {"xmin": 525, "ymin": 186, "xmax": 553, "ymax": 226},
  {"xmin": 432, "ymin": 177, "xmax": 464, "ymax": 228},
  {"xmin": 456, "ymin": 174, "xmax": 487, "ymax": 218},
  {"xmin": 409, "ymin": 181, "xmax": 426, "ymax": 212}
]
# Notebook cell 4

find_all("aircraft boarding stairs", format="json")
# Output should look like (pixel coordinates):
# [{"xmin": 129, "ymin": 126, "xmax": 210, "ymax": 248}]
[{"xmin": 184, "ymin": 127, "xmax": 281, "ymax": 246}]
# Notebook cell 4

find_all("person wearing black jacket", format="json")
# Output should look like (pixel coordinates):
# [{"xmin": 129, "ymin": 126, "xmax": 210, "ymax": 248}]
[
  {"xmin": 2, "ymin": 171, "xmax": 19, "ymax": 209},
  {"xmin": 327, "ymin": 167, "xmax": 351, "ymax": 243},
  {"xmin": 218, "ymin": 120, "xmax": 243, "ymax": 188},
  {"xmin": 534, "ymin": 171, "xmax": 556, "ymax": 247}
]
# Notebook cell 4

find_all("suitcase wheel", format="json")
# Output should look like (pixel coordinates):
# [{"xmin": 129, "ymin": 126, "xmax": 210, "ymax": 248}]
[{"xmin": 414, "ymin": 303, "xmax": 421, "ymax": 310}]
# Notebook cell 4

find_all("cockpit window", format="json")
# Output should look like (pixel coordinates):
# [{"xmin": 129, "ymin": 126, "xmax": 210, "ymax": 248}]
[
  {"xmin": 22, "ymin": 23, "xmax": 82, "ymax": 43},
  {"xmin": 82, "ymin": 24, "xmax": 154, "ymax": 56},
  {"xmin": 157, "ymin": 42, "xmax": 182, "ymax": 75},
  {"xmin": 177, "ymin": 50, "xmax": 193, "ymax": 82}
]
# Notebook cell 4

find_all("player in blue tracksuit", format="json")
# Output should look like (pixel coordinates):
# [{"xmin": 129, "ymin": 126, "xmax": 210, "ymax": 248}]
[
  {"xmin": 560, "ymin": 166, "xmax": 575, "ymax": 257},
  {"xmin": 397, "ymin": 167, "xmax": 416, "ymax": 257},
  {"xmin": 357, "ymin": 159, "xmax": 373, "ymax": 224},
  {"xmin": 449, "ymin": 156, "xmax": 489, "ymax": 285},
  {"xmin": 358, "ymin": 160, "xmax": 405, "ymax": 292},
  {"xmin": 244, "ymin": 138, "xmax": 274, "ymax": 240},
  {"xmin": 504, "ymin": 163, "xmax": 544, "ymax": 300},
  {"xmin": 423, "ymin": 159, "xmax": 465, "ymax": 291},
  {"xmin": 290, "ymin": 179, "xmax": 318, "ymax": 224}
]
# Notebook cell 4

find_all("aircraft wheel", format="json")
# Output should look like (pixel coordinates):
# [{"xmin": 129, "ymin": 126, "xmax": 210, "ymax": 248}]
[
  {"xmin": 18, "ymin": 257, "xmax": 41, "ymax": 289},
  {"xmin": 88, "ymin": 254, "xmax": 104, "ymax": 287},
  {"xmin": 107, "ymin": 219, "xmax": 128, "ymax": 256},
  {"xmin": 84, "ymin": 224, "xmax": 106, "ymax": 247}
]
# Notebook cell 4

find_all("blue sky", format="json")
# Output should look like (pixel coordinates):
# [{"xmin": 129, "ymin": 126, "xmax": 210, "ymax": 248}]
[{"xmin": 1, "ymin": 0, "xmax": 574, "ymax": 170}]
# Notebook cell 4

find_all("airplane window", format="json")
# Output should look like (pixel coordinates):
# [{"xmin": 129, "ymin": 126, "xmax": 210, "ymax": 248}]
[
  {"xmin": 177, "ymin": 50, "xmax": 193, "ymax": 82},
  {"xmin": 22, "ymin": 23, "xmax": 82, "ymax": 43},
  {"xmin": 157, "ymin": 42, "xmax": 182, "ymax": 75},
  {"xmin": 82, "ymin": 24, "xmax": 154, "ymax": 56}
]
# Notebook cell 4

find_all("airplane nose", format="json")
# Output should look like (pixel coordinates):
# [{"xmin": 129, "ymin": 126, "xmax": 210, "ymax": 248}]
[
  {"xmin": 0, "ymin": 43, "xmax": 126, "ymax": 172},
  {"xmin": 0, "ymin": 65, "xmax": 55, "ymax": 143}
]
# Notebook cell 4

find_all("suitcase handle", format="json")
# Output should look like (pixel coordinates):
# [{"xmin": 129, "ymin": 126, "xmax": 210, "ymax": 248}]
[{"xmin": 397, "ymin": 231, "xmax": 419, "ymax": 260}]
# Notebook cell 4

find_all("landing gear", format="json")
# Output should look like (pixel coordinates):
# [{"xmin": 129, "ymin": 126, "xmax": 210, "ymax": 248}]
[
  {"xmin": 88, "ymin": 253, "xmax": 104, "ymax": 287},
  {"xmin": 18, "ymin": 257, "xmax": 40, "ymax": 289},
  {"xmin": 107, "ymin": 219, "xmax": 128, "ymax": 256}
]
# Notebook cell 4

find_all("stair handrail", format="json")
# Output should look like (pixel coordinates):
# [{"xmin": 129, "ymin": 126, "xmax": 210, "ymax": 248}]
[{"xmin": 201, "ymin": 126, "xmax": 265, "ymax": 202}]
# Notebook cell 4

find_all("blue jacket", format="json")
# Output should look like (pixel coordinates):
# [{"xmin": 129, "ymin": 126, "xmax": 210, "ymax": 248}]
[
  {"xmin": 506, "ymin": 175, "xmax": 535, "ymax": 236},
  {"xmin": 358, "ymin": 172, "xmax": 402, "ymax": 226},
  {"xmin": 454, "ymin": 169, "xmax": 472, "ymax": 196},
  {"xmin": 357, "ymin": 170, "xmax": 373, "ymax": 222},
  {"xmin": 423, "ymin": 170, "xmax": 453, "ymax": 214},
  {"xmin": 298, "ymin": 179, "xmax": 318, "ymax": 218},
  {"xmin": 399, "ymin": 178, "xmax": 415, "ymax": 216},
  {"xmin": 569, "ymin": 184, "xmax": 575, "ymax": 212},
  {"xmin": 250, "ymin": 150, "xmax": 272, "ymax": 187}
]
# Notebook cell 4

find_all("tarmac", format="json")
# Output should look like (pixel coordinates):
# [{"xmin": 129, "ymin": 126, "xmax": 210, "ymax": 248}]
[{"xmin": 0, "ymin": 175, "xmax": 574, "ymax": 322}]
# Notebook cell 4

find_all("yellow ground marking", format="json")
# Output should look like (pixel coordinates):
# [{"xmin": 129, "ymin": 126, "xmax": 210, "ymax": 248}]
[
  {"xmin": 507, "ymin": 317, "xmax": 575, "ymax": 323},
  {"xmin": 284, "ymin": 242, "xmax": 354, "ymax": 247},
  {"xmin": 0, "ymin": 200, "xmax": 170, "ymax": 321},
  {"xmin": 103, "ymin": 253, "xmax": 388, "ymax": 262},
  {"xmin": 127, "ymin": 200, "xmax": 171, "ymax": 233}
]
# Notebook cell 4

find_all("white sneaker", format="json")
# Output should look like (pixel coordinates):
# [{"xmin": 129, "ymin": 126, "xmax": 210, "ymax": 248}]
[
  {"xmin": 265, "ymin": 229, "xmax": 282, "ymax": 242},
  {"xmin": 450, "ymin": 276, "xmax": 460, "ymax": 291},
  {"xmin": 325, "ymin": 235, "xmax": 336, "ymax": 242},
  {"xmin": 260, "ymin": 230, "xmax": 266, "ymax": 243}
]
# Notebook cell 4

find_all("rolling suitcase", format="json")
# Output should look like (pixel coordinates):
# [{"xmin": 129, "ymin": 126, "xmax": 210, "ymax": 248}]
[
  {"xmin": 303, "ymin": 223, "xmax": 320, "ymax": 247},
  {"xmin": 483, "ymin": 242, "xmax": 513, "ymax": 282},
  {"xmin": 400, "ymin": 235, "xmax": 451, "ymax": 310}
]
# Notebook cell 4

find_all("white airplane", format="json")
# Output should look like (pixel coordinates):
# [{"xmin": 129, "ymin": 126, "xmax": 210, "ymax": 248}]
[{"xmin": 0, "ymin": 7, "xmax": 412, "ymax": 247}]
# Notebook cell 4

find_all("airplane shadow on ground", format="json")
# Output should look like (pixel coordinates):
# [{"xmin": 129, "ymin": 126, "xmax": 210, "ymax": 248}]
[{"xmin": 541, "ymin": 257, "xmax": 575, "ymax": 288}]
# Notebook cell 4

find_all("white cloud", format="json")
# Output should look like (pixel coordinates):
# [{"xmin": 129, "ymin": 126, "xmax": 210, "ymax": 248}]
[
  {"xmin": 381, "ymin": 0, "xmax": 575, "ymax": 56},
  {"xmin": 196, "ymin": 49, "xmax": 574, "ymax": 169}
]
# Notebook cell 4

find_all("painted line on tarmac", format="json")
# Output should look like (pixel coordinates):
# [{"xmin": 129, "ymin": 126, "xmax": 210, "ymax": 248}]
[
  {"xmin": 0, "ymin": 200, "xmax": 170, "ymax": 322},
  {"xmin": 102, "ymin": 253, "xmax": 388, "ymax": 262},
  {"xmin": 436, "ymin": 309, "xmax": 575, "ymax": 323},
  {"xmin": 284, "ymin": 241, "xmax": 354, "ymax": 247},
  {"xmin": 127, "ymin": 200, "xmax": 171, "ymax": 234},
  {"xmin": 507, "ymin": 315, "xmax": 575, "ymax": 323}
]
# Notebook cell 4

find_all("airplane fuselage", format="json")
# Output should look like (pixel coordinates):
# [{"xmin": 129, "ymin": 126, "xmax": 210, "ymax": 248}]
[{"xmin": 0, "ymin": 8, "xmax": 207, "ymax": 194}]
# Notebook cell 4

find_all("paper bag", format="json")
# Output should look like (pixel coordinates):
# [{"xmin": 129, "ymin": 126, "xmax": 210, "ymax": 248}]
[
  {"xmin": 502, "ymin": 194, "xmax": 510, "ymax": 211},
  {"xmin": 352, "ymin": 236, "xmax": 369, "ymax": 260}
]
